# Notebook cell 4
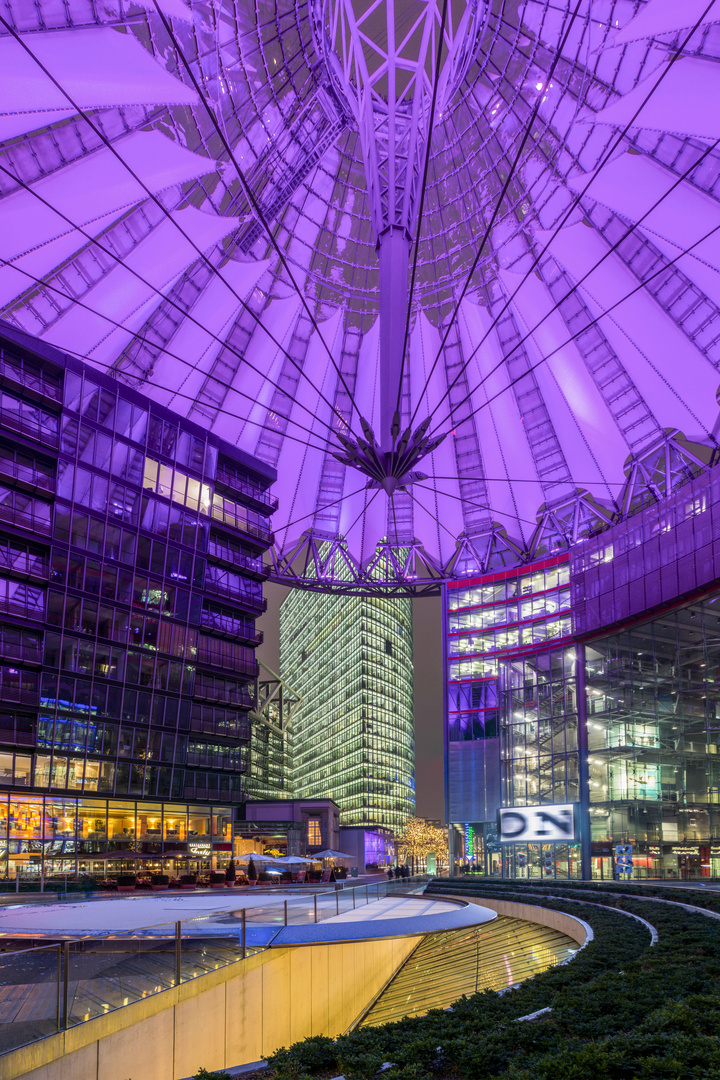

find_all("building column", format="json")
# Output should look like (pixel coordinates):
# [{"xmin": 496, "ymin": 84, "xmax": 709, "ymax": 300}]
[
  {"xmin": 576, "ymin": 643, "xmax": 592, "ymax": 880},
  {"xmin": 377, "ymin": 225, "xmax": 412, "ymax": 450},
  {"xmin": 441, "ymin": 584, "xmax": 455, "ymax": 875}
]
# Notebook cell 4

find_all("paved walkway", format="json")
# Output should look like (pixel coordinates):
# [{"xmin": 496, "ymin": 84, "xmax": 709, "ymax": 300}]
[
  {"xmin": 327, "ymin": 896, "xmax": 457, "ymax": 922},
  {"xmin": 0, "ymin": 892, "xmax": 284, "ymax": 935},
  {"xmin": 0, "ymin": 887, "xmax": 435, "ymax": 938}
]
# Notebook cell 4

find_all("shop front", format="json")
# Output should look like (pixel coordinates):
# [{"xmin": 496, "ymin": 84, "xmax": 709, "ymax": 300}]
[
  {"xmin": 501, "ymin": 841, "xmax": 582, "ymax": 879},
  {"xmin": 0, "ymin": 793, "xmax": 235, "ymax": 882}
]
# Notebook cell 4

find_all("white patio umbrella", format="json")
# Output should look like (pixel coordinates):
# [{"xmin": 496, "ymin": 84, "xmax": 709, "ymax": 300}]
[
  {"xmin": 274, "ymin": 856, "xmax": 315, "ymax": 865},
  {"xmin": 314, "ymin": 850, "xmax": 353, "ymax": 861},
  {"xmin": 236, "ymin": 853, "xmax": 279, "ymax": 863}
]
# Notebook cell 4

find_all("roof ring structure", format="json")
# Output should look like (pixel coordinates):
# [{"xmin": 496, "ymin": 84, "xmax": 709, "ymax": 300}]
[{"xmin": 1, "ymin": 0, "xmax": 720, "ymax": 595}]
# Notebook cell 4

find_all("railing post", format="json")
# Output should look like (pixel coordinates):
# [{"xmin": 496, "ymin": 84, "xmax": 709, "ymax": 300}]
[
  {"xmin": 284, "ymin": 900, "xmax": 288, "ymax": 927},
  {"xmin": 175, "ymin": 922, "xmax": 181, "ymax": 987},
  {"xmin": 352, "ymin": 887, "xmax": 356, "ymax": 910},
  {"xmin": 56, "ymin": 944, "xmax": 62, "ymax": 1032},
  {"xmin": 62, "ymin": 942, "xmax": 69, "ymax": 1030},
  {"xmin": 336, "ymin": 888, "xmax": 339, "ymax": 916},
  {"xmin": 241, "ymin": 908, "xmax": 247, "ymax": 959},
  {"xmin": 365, "ymin": 886, "xmax": 369, "ymax": 905},
  {"xmin": 314, "ymin": 894, "xmax": 318, "ymax": 923}
]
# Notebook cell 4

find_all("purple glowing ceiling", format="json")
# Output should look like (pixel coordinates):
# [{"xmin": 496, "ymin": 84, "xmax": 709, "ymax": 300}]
[{"xmin": 1, "ymin": 0, "xmax": 720, "ymax": 594}]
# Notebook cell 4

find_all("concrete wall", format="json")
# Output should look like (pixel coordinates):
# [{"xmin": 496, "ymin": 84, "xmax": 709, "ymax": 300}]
[
  {"xmin": 5, "ymin": 936, "xmax": 420, "ymax": 1080},
  {"xmin": 432, "ymin": 894, "xmax": 590, "ymax": 946}
]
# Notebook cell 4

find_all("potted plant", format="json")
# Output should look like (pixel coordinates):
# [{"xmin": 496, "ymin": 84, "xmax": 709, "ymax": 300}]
[
  {"xmin": 116, "ymin": 874, "xmax": 137, "ymax": 893},
  {"xmin": 151, "ymin": 873, "xmax": 170, "ymax": 891},
  {"xmin": 225, "ymin": 859, "xmax": 237, "ymax": 887}
]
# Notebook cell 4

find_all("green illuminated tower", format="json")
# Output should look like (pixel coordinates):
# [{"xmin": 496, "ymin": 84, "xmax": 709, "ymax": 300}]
[{"xmin": 280, "ymin": 591, "xmax": 414, "ymax": 832}]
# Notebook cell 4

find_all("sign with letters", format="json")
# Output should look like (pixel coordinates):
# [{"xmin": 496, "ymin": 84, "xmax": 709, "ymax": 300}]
[
  {"xmin": 188, "ymin": 841, "xmax": 212, "ymax": 858},
  {"xmin": 498, "ymin": 804, "xmax": 576, "ymax": 843}
]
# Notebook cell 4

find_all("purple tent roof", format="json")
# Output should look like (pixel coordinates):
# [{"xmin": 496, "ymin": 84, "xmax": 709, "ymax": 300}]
[{"xmin": 1, "ymin": 0, "xmax": 718, "ymax": 592}]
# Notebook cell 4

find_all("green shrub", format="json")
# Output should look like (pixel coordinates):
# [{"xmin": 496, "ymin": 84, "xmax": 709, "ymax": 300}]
[
  {"xmin": 265, "ymin": 882, "xmax": 720, "ymax": 1080},
  {"xmin": 267, "ymin": 1035, "xmax": 339, "ymax": 1078}
]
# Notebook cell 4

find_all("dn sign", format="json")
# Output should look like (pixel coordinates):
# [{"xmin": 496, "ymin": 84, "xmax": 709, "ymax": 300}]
[{"xmin": 499, "ymin": 804, "xmax": 576, "ymax": 843}]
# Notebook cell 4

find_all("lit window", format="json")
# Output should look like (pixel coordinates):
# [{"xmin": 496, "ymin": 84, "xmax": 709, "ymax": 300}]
[
  {"xmin": 143, "ymin": 457, "xmax": 210, "ymax": 514},
  {"xmin": 307, "ymin": 818, "xmax": 322, "ymax": 845}
]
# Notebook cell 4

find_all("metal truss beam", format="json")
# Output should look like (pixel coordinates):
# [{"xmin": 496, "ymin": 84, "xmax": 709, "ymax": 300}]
[{"xmin": 268, "ymin": 435, "xmax": 717, "ymax": 596}]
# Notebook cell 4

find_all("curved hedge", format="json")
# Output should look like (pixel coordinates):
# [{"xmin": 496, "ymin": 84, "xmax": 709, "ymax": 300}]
[
  {"xmin": 191, "ymin": 879, "xmax": 720, "ymax": 1080},
  {"xmin": 264, "ymin": 883, "xmax": 720, "ymax": 1080}
]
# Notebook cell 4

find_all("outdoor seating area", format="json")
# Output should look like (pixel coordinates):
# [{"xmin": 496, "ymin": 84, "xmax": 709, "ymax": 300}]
[
  {"xmin": 90, "ymin": 866, "xmax": 349, "ymax": 892},
  {"xmin": 15, "ymin": 856, "xmax": 356, "ymax": 894}
]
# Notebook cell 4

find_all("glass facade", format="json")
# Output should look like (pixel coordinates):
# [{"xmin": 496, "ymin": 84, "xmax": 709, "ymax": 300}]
[
  {"xmin": 447, "ymin": 556, "xmax": 572, "ymax": 739},
  {"xmin": 445, "ymin": 487, "xmax": 720, "ymax": 880},
  {"xmin": 0, "ymin": 327, "xmax": 275, "ymax": 878},
  {"xmin": 280, "ymin": 591, "xmax": 414, "ymax": 832},
  {"xmin": 0, "ymin": 793, "xmax": 234, "ymax": 877},
  {"xmin": 245, "ymin": 668, "xmax": 299, "ymax": 801},
  {"xmin": 585, "ymin": 595, "xmax": 720, "ymax": 881},
  {"xmin": 445, "ymin": 556, "xmax": 578, "ymax": 877}
]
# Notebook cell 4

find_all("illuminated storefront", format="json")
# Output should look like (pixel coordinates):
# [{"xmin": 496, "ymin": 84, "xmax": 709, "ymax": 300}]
[{"xmin": 0, "ymin": 792, "xmax": 234, "ymax": 878}]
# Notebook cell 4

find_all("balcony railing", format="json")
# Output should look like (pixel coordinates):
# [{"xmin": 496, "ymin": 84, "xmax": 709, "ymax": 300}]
[
  {"xmin": 206, "ymin": 542, "xmax": 270, "ymax": 579},
  {"xmin": 199, "ymin": 608, "xmax": 263, "ymax": 644},
  {"xmin": 0, "ymin": 500, "xmax": 52, "ymax": 536},
  {"xmin": 0, "ymin": 641, "xmax": 42, "ymax": 664},
  {"xmin": 0, "ymin": 548, "xmax": 48, "ymax": 579},
  {"xmin": 0, "ymin": 595, "xmax": 45, "ymax": 621},
  {"xmin": 197, "ymin": 651, "xmax": 259, "ymax": 678},
  {"xmin": 0, "ymin": 351, "xmax": 63, "ymax": 403},
  {"xmin": 0, "ymin": 685, "xmax": 39, "ymax": 705},
  {"xmin": 0, "ymin": 456, "xmax": 55, "ymax": 493},
  {"xmin": 186, "ymin": 751, "xmax": 248, "ymax": 770},
  {"xmin": 215, "ymin": 466, "xmax": 279, "ymax": 512},
  {"xmin": 210, "ymin": 504, "xmax": 274, "ymax": 545},
  {"xmin": 189, "ymin": 715, "xmax": 251, "ymax": 740},
  {"xmin": 193, "ymin": 680, "xmax": 253, "ymax": 707},
  {"xmin": 0, "ymin": 407, "xmax": 59, "ymax": 448},
  {"xmin": 203, "ymin": 577, "xmax": 267, "ymax": 612},
  {"xmin": 0, "ymin": 724, "xmax": 35, "ymax": 746}
]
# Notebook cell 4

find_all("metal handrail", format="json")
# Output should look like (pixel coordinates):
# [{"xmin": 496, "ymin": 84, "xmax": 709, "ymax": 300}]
[
  {"xmin": 215, "ymin": 466, "xmax": 279, "ymax": 511},
  {"xmin": 0, "ymin": 876, "xmax": 428, "ymax": 1059},
  {"xmin": 0, "ymin": 941, "xmax": 62, "ymax": 958},
  {"xmin": 0, "ymin": 354, "xmax": 63, "ymax": 402}
]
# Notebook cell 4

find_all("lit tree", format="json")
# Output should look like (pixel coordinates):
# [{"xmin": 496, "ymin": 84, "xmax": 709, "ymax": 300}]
[{"xmin": 397, "ymin": 817, "xmax": 449, "ymax": 873}]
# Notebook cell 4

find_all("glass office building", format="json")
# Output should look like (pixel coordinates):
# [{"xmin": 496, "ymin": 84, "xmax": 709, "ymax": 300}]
[
  {"xmin": 245, "ymin": 665, "xmax": 300, "ymax": 802},
  {"xmin": 280, "ymin": 590, "xmax": 414, "ymax": 832},
  {"xmin": 445, "ymin": 463, "xmax": 720, "ymax": 881},
  {"xmin": 445, "ymin": 556, "xmax": 579, "ymax": 877},
  {"xmin": 0, "ymin": 323, "xmax": 275, "ymax": 879}
]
